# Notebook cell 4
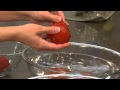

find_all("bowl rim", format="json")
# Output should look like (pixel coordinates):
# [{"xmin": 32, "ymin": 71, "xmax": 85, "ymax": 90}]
[
  {"xmin": 0, "ymin": 41, "xmax": 26, "ymax": 56},
  {"xmin": 21, "ymin": 42, "xmax": 120, "ymax": 74},
  {"xmin": 28, "ymin": 74, "xmax": 111, "ymax": 79}
]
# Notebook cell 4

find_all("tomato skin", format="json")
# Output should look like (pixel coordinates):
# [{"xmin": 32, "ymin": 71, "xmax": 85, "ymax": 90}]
[
  {"xmin": 47, "ymin": 21, "xmax": 71, "ymax": 44},
  {"xmin": 46, "ymin": 67, "xmax": 70, "ymax": 74},
  {"xmin": 0, "ymin": 57, "xmax": 10, "ymax": 72},
  {"xmin": 50, "ymin": 76, "xmax": 70, "ymax": 79}
]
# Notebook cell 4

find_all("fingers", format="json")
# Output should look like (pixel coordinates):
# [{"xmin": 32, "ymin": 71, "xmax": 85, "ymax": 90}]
[
  {"xmin": 38, "ymin": 26, "xmax": 60, "ymax": 34},
  {"xmin": 51, "ymin": 11, "xmax": 65, "ymax": 21},
  {"xmin": 43, "ymin": 11, "xmax": 62, "ymax": 23},
  {"xmin": 23, "ymin": 23, "xmax": 61, "ymax": 34},
  {"xmin": 37, "ymin": 39, "xmax": 70, "ymax": 51},
  {"xmin": 57, "ymin": 11, "xmax": 69, "ymax": 26},
  {"xmin": 57, "ymin": 11, "xmax": 65, "ymax": 21},
  {"xmin": 52, "ymin": 11, "xmax": 69, "ymax": 26}
]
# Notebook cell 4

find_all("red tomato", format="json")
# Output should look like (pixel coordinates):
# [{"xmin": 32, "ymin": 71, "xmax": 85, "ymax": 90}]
[
  {"xmin": 50, "ymin": 76, "xmax": 70, "ymax": 79},
  {"xmin": 47, "ymin": 21, "xmax": 71, "ymax": 44},
  {"xmin": 46, "ymin": 67, "xmax": 71, "ymax": 74},
  {"xmin": 0, "ymin": 56, "xmax": 10, "ymax": 72}
]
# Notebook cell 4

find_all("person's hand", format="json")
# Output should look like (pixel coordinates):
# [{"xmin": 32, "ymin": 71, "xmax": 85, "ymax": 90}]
[
  {"xmin": 13, "ymin": 23, "xmax": 70, "ymax": 50},
  {"xmin": 0, "ymin": 11, "xmax": 68, "ymax": 25},
  {"xmin": 26, "ymin": 11, "xmax": 69, "ymax": 25}
]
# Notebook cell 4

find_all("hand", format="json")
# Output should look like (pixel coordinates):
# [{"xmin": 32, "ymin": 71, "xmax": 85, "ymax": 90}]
[
  {"xmin": 0, "ymin": 11, "xmax": 69, "ymax": 25},
  {"xmin": 13, "ymin": 24, "xmax": 70, "ymax": 50},
  {"xmin": 27, "ymin": 11, "xmax": 69, "ymax": 25}
]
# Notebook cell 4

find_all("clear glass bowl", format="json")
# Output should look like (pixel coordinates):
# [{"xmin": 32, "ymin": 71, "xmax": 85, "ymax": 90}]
[
  {"xmin": 28, "ymin": 74, "xmax": 105, "ymax": 79},
  {"xmin": 0, "ymin": 41, "xmax": 26, "ymax": 77},
  {"xmin": 21, "ymin": 42, "xmax": 120, "ymax": 79}
]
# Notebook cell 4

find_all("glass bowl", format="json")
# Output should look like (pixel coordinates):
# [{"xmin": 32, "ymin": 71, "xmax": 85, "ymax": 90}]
[
  {"xmin": 0, "ymin": 41, "xmax": 26, "ymax": 77},
  {"xmin": 21, "ymin": 42, "xmax": 120, "ymax": 79},
  {"xmin": 28, "ymin": 74, "xmax": 105, "ymax": 79}
]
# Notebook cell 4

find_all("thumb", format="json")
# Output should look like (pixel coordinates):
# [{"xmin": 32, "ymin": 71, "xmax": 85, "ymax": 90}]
[{"xmin": 43, "ymin": 12, "xmax": 62, "ymax": 22}]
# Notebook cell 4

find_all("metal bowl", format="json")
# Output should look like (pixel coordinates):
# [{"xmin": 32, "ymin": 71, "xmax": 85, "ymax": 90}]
[{"xmin": 21, "ymin": 42, "xmax": 120, "ymax": 79}]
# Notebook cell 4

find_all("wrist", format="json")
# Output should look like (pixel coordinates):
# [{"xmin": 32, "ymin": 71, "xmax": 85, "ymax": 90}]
[
  {"xmin": 0, "ymin": 26, "xmax": 19, "ymax": 41},
  {"xmin": 10, "ymin": 25, "xmax": 23, "ymax": 41}
]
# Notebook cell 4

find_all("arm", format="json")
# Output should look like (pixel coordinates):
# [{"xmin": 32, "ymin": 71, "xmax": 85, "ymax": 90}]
[
  {"xmin": 0, "ymin": 11, "xmax": 68, "ymax": 24},
  {"xmin": 0, "ymin": 11, "xmax": 29, "ymax": 21},
  {"xmin": 0, "ymin": 26, "xmax": 18, "ymax": 41}
]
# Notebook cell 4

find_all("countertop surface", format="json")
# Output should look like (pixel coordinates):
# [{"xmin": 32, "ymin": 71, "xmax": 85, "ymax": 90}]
[{"xmin": 1, "ymin": 11, "xmax": 120, "ymax": 79}]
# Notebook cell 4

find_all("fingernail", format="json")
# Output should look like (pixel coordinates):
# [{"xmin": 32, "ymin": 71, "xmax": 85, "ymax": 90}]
[
  {"xmin": 64, "ymin": 21, "xmax": 69, "ymax": 26},
  {"xmin": 57, "ymin": 17, "xmax": 62, "ymax": 22},
  {"xmin": 63, "ymin": 19, "xmax": 69, "ymax": 26},
  {"xmin": 66, "ymin": 22, "xmax": 69, "ymax": 26},
  {"xmin": 49, "ymin": 27, "xmax": 60, "ymax": 34},
  {"xmin": 55, "ymin": 27, "xmax": 60, "ymax": 33}
]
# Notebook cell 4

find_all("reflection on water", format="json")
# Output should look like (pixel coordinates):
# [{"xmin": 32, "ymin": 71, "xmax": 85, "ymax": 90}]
[{"xmin": 29, "ymin": 52, "xmax": 119, "ymax": 79}]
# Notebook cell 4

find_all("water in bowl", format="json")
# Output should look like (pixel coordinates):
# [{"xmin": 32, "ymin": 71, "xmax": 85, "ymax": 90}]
[{"xmin": 29, "ymin": 52, "xmax": 120, "ymax": 79}]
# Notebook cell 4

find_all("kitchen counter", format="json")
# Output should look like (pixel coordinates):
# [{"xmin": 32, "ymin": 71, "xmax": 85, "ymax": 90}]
[{"xmin": 1, "ymin": 11, "xmax": 120, "ymax": 79}]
